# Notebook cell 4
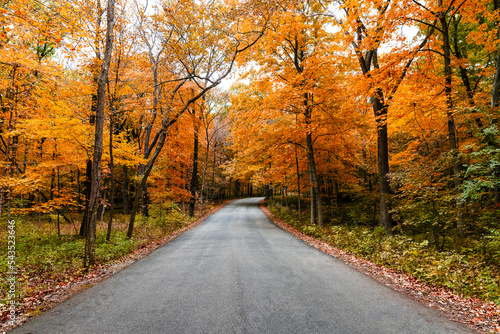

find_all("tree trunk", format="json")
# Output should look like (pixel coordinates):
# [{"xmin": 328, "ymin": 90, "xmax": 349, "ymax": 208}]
[
  {"xmin": 491, "ymin": 0, "xmax": 500, "ymax": 205},
  {"xmin": 304, "ymin": 93, "xmax": 323, "ymax": 226},
  {"xmin": 139, "ymin": 60, "xmax": 162, "ymax": 218},
  {"xmin": 6, "ymin": 190, "xmax": 11, "ymax": 222},
  {"xmin": 493, "ymin": 50, "xmax": 500, "ymax": 111},
  {"xmin": 141, "ymin": 182, "xmax": 149, "ymax": 217},
  {"xmin": 139, "ymin": 130, "xmax": 150, "ymax": 219},
  {"xmin": 199, "ymin": 140, "xmax": 210, "ymax": 216},
  {"xmin": 122, "ymin": 165, "xmax": 129, "ymax": 214},
  {"xmin": 84, "ymin": 0, "xmax": 115, "ymax": 267},
  {"xmin": 372, "ymin": 93, "xmax": 394, "ymax": 232},
  {"xmin": 211, "ymin": 141, "xmax": 217, "ymax": 200},
  {"xmin": 106, "ymin": 110, "xmax": 115, "ymax": 242},
  {"xmin": 80, "ymin": 159, "xmax": 92, "ymax": 237},
  {"xmin": 492, "ymin": 0, "xmax": 500, "ymax": 111},
  {"xmin": 440, "ymin": 7, "xmax": 465, "ymax": 238},
  {"xmin": 295, "ymin": 145, "xmax": 302, "ymax": 221},
  {"xmin": 81, "ymin": 65, "xmax": 99, "ymax": 236},
  {"xmin": 334, "ymin": 180, "xmax": 343, "ymax": 220},
  {"xmin": 496, "ymin": 181, "xmax": 500, "ymax": 205},
  {"xmin": 128, "ymin": 179, "xmax": 143, "ymax": 238},
  {"xmin": 6, "ymin": 134, "xmax": 18, "ymax": 221},
  {"xmin": 235, "ymin": 180, "xmax": 241, "ymax": 198},
  {"xmin": 127, "ymin": 130, "xmax": 166, "ymax": 239},
  {"xmin": 306, "ymin": 133, "xmax": 322, "ymax": 226},
  {"xmin": 189, "ymin": 112, "xmax": 199, "ymax": 217},
  {"xmin": 97, "ymin": 177, "xmax": 108, "ymax": 222},
  {"xmin": 77, "ymin": 168, "xmax": 82, "ymax": 213},
  {"xmin": 57, "ymin": 167, "xmax": 60, "ymax": 237},
  {"xmin": 37, "ymin": 190, "xmax": 42, "ymax": 227},
  {"xmin": 451, "ymin": 18, "xmax": 484, "ymax": 130}
]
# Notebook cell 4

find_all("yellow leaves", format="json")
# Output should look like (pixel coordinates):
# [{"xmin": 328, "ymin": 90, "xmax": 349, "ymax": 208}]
[
  {"xmin": 227, "ymin": 29, "xmax": 364, "ymax": 187},
  {"xmin": 0, "ymin": 174, "xmax": 41, "ymax": 195},
  {"xmin": 19, "ymin": 117, "xmax": 90, "ymax": 143},
  {"xmin": 28, "ymin": 195, "xmax": 79, "ymax": 214},
  {"xmin": 104, "ymin": 133, "xmax": 145, "ymax": 167}
]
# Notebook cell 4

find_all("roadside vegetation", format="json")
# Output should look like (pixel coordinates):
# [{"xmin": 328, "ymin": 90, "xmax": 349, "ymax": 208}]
[
  {"xmin": 266, "ymin": 196, "xmax": 500, "ymax": 306},
  {"xmin": 0, "ymin": 203, "xmax": 212, "ymax": 319}
]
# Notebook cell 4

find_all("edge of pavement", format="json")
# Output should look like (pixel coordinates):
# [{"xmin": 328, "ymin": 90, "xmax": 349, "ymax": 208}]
[{"xmin": 3, "ymin": 199, "xmax": 235, "ymax": 333}]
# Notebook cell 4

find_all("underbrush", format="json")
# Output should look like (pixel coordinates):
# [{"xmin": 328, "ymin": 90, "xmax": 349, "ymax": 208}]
[
  {"xmin": 0, "ymin": 202, "xmax": 201, "ymax": 310},
  {"xmin": 267, "ymin": 198, "xmax": 500, "ymax": 305}
]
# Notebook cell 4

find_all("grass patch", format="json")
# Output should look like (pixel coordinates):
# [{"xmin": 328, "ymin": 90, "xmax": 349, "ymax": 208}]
[{"xmin": 0, "ymin": 203, "xmax": 203, "ymax": 310}]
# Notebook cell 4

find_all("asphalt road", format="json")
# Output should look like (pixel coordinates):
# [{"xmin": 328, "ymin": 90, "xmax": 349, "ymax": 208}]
[{"xmin": 12, "ymin": 198, "xmax": 472, "ymax": 334}]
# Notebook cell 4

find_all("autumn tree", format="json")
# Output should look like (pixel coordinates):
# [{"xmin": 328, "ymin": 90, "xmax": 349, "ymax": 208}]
[
  {"xmin": 83, "ymin": 0, "xmax": 116, "ymax": 267},
  {"xmin": 233, "ymin": 1, "xmax": 330, "ymax": 225},
  {"xmin": 311, "ymin": 0, "xmax": 435, "ymax": 232},
  {"xmin": 199, "ymin": 90, "xmax": 228, "ymax": 215},
  {"xmin": 125, "ymin": 0, "xmax": 269, "ymax": 238}
]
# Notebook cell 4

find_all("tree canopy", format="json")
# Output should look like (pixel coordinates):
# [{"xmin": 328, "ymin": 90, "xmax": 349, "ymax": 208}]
[{"xmin": 0, "ymin": 0, "xmax": 499, "ymax": 268}]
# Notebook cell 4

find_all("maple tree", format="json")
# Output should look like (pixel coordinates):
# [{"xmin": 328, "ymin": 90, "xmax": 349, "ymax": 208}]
[
  {"xmin": 226, "ymin": 0, "xmax": 499, "ymax": 254},
  {"xmin": 123, "ymin": 0, "xmax": 270, "ymax": 238}
]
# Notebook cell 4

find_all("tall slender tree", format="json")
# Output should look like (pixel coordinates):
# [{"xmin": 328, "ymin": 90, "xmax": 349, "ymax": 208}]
[{"xmin": 84, "ymin": 0, "xmax": 116, "ymax": 267}]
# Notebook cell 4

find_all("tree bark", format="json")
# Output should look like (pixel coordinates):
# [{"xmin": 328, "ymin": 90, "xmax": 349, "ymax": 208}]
[
  {"xmin": 304, "ymin": 93, "xmax": 323, "ymax": 227},
  {"xmin": 84, "ymin": 0, "xmax": 115, "ymax": 267},
  {"xmin": 295, "ymin": 145, "xmax": 302, "ymax": 221},
  {"xmin": 79, "ymin": 159, "xmax": 92, "ymax": 237},
  {"xmin": 439, "ymin": 5, "xmax": 465, "ymax": 238},
  {"xmin": 491, "ymin": 0, "xmax": 500, "ymax": 205},
  {"xmin": 492, "ymin": 0, "xmax": 500, "ymax": 111},
  {"xmin": 122, "ymin": 165, "xmax": 129, "ymax": 214},
  {"xmin": 372, "ymin": 92, "xmax": 394, "ymax": 232},
  {"xmin": 127, "ymin": 130, "xmax": 166, "ymax": 239},
  {"xmin": 106, "ymin": 109, "xmax": 115, "ymax": 242},
  {"xmin": 138, "ymin": 48, "xmax": 162, "ymax": 218},
  {"xmin": 81, "ymin": 67, "xmax": 99, "ymax": 236},
  {"xmin": 97, "ymin": 177, "xmax": 108, "ymax": 222},
  {"xmin": 235, "ymin": 180, "xmax": 241, "ymax": 198},
  {"xmin": 57, "ymin": 167, "xmax": 60, "ymax": 237},
  {"xmin": 211, "ymin": 141, "xmax": 218, "ymax": 200},
  {"xmin": 199, "ymin": 137, "xmax": 210, "ymax": 216},
  {"xmin": 189, "ymin": 111, "xmax": 199, "ymax": 217},
  {"xmin": 199, "ymin": 104, "xmax": 214, "ymax": 216},
  {"xmin": 77, "ymin": 168, "xmax": 82, "ymax": 213},
  {"xmin": 141, "ymin": 183, "xmax": 149, "ymax": 217}
]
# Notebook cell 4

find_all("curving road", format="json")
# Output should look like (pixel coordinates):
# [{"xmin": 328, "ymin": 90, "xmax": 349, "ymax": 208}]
[{"xmin": 12, "ymin": 198, "xmax": 472, "ymax": 334}]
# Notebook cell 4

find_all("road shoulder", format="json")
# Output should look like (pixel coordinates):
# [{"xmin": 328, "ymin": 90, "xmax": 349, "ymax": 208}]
[
  {"xmin": 258, "ymin": 199, "xmax": 499, "ymax": 334},
  {"xmin": 2, "ymin": 200, "xmax": 233, "ymax": 333}
]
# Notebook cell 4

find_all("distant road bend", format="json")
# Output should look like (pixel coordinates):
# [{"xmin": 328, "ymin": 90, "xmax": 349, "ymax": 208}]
[{"xmin": 12, "ymin": 198, "xmax": 472, "ymax": 334}]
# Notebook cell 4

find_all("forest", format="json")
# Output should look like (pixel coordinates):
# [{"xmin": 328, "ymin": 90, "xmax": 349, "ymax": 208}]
[{"xmin": 1, "ymin": 0, "xmax": 500, "ymax": 325}]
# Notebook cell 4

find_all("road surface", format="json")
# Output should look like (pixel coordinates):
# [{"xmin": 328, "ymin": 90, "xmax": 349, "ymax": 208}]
[{"xmin": 12, "ymin": 198, "xmax": 472, "ymax": 334}]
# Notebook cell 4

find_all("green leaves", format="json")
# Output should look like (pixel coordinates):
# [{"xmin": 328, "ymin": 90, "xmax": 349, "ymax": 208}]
[{"xmin": 460, "ymin": 124, "xmax": 500, "ymax": 205}]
